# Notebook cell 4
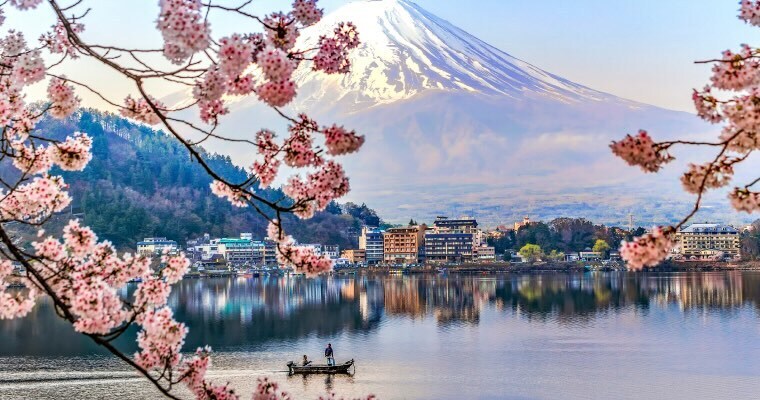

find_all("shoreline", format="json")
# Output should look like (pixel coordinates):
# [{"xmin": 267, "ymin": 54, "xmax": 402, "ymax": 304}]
[{"xmin": 171, "ymin": 261, "xmax": 760, "ymax": 280}]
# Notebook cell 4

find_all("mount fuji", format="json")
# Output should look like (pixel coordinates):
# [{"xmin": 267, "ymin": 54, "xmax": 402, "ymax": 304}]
[{"xmin": 207, "ymin": 0, "xmax": 739, "ymax": 226}]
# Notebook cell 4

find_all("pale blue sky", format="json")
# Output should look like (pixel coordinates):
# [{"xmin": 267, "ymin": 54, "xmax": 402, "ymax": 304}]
[{"xmin": 7, "ymin": 0, "xmax": 760, "ymax": 112}]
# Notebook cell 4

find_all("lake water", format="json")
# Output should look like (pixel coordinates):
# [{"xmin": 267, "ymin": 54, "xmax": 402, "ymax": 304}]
[{"xmin": 1, "ymin": 271, "xmax": 760, "ymax": 399}]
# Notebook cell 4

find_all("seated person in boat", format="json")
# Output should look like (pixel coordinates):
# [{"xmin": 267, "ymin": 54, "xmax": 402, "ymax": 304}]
[{"xmin": 302, "ymin": 355, "xmax": 311, "ymax": 366}]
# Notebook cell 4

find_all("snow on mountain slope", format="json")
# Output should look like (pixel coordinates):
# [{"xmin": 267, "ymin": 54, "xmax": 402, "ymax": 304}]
[
  {"xmin": 204, "ymin": 0, "xmax": 741, "ymax": 226},
  {"xmin": 291, "ymin": 0, "xmax": 619, "ymax": 106}
]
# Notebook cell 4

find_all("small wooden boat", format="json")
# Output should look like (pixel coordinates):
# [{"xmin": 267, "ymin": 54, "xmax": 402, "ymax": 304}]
[{"xmin": 287, "ymin": 359, "xmax": 354, "ymax": 374}]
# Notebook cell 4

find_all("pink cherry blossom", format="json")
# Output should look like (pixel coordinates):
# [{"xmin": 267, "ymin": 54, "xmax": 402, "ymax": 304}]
[
  {"xmin": 62, "ymin": 219, "xmax": 97, "ymax": 258},
  {"xmin": 226, "ymin": 74, "xmax": 257, "ymax": 96},
  {"xmin": 322, "ymin": 125, "xmax": 364, "ymax": 156},
  {"xmin": 210, "ymin": 180, "xmax": 250, "ymax": 207},
  {"xmin": 41, "ymin": 21, "xmax": 84, "ymax": 57},
  {"xmin": 0, "ymin": 260, "xmax": 37, "ymax": 319},
  {"xmin": 51, "ymin": 132, "xmax": 92, "ymax": 171},
  {"xmin": 680, "ymin": 157, "xmax": 734, "ymax": 194},
  {"xmin": 292, "ymin": 0, "xmax": 323, "ymax": 26},
  {"xmin": 692, "ymin": 88, "xmax": 723, "ymax": 124},
  {"xmin": 9, "ymin": 0, "xmax": 42, "ymax": 10},
  {"xmin": 251, "ymin": 129, "xmax": 281, "ymax": 188},
  {"xmin": 263, "ymin": 13, "xmax": 299, "ymax": 50},
  {"xmin": 266, "ymin": 221, "xmax": 332, "ymax": 275},
  {"xmin": 0, "ymin": 176, "xmax": 71, "ymax": 222},
  {"xmin": 11, "ymin": 50, "xmax": 45, "ymax": 85},
  {"xmin": 313, "ymin": 36, "xmax": 350, "ymax": 74},
  {"xmin": 156, "ymin": 0, "xmax": 210, "ymax": 64},
  {"xmin": 0, "ymin": 1, "xmax": 366, "ymax": 397},
  {"xmin": 710, "ymin": 45, "xmax": 759, "ymax": 91},
  {"xmin": 283, "ymin": 132, "xmax": 319, "ymax": 168},
  {"xmin": 619, "ymin": 226, "xmax": 674, "ymax": 270},
  {"xmin": 218, "ymin": 34, "xmax": 253, "ymax": 79},
  {"xmin": 161, "ymin": 252, "xmax": 190, "ymax": 284},
  {"xmin": 257, "ymin": 46, "xmax": 295, "ymax": 82},
  {"xmin": 68, "ymin": 277, "xmax": 128, "ymax": 334},
  {"xmin": 610, "ymin": 130, "xmax": 673, "ymax": 173},
  {"xmin": 256, "ymin": 79, "xmax": 297, "ymax": 107},
  {"xmin": 313, "ymin": 22, "xmax": 360, "ymax": 74},
  {"xmin": 720, "ymin": 87, "xmax": 760, "ymax": 135},
  {"xmin": 135, "ymin": 307, "xmax": 187, "ymax": 370},
  {"xmin": 252, "ymin": 377, "xmax": 290, "ymax": 400},
  {"xmin": 193, "ymin": 67, "xmax": 227, "ymax": 102},
  {"xmin": 199, "ymin": 99, "xmax": 228, "ymax": 124},
  {"xmin": 47, "ymin": 77, "xmax": 80, "ymax": 119},
  {"xmin": 729, "ymin": 187, "xmax": 760, "ymax": 212},
  {"xmin": 11, "ymin": 143, "xmax": 52, "ymax": 175},
  {"xmin": 283, "ymin": 161, "xmax": 349, "ymax": 219},
  {"xmin": 179, "ymin": 347, "xmax": 212, "ymax": 397},
  {"xmin": 120, "ymin": 95, "xmax": 164, "ymax": 125},
  {"xmin": 335, "ymin": 22, "xmax": 360, "ymax": 49},
  {"xmin": 740, "ymin": 0, "xmax": 760, "ymax": 26},
  {"xmin": 134, "ymin": 278, "xmax": 171, "ymax": 309}
]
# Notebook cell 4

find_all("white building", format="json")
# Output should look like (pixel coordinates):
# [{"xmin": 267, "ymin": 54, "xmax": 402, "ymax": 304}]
[
  {"xmin": 299, "ymin": 244, "xmax": 323, "ymax": 256},
  {"xmin": 137, "ymin": 237, "xmax": 179, "ymax": 256},
  {"xmin": 676, "ymin": 223, "xmax": 740, "ymax": 260},
  {"xmin": 323, "ymin": 245, "xmax": 340, "ymax": 259},
  {"xmin": 359, "ymin": 226, "xmax": 384, "ymax": 265},
  {"xmin": 475, "ymin": 245, "xmax": 496, "ymax": 261}
]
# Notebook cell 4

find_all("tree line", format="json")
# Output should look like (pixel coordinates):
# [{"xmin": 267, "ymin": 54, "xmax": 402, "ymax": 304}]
[{"xmin": 487, "ymin": 217, "xmax": 647, "ymax": 261}]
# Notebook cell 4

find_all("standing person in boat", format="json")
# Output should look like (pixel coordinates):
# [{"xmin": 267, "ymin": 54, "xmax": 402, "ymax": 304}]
[{"xmin": 324, "ymin": 343, "xmax": 335, "ymax": 366}]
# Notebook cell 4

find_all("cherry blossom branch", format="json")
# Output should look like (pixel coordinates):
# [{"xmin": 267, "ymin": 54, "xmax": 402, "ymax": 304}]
[{"xmin": 612, "ymin": 0, "xmax": 760, "ymax": 270}]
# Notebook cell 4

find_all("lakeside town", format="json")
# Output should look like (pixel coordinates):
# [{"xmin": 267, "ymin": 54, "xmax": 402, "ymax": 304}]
[{"xmin": 135, "ymin": 215, "xmax": 752, "ymax": 275}]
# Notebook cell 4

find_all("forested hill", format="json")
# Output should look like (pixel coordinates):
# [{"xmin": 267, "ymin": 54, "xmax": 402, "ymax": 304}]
[{"xmin": 27, "ymin": 109, "xmax": 382, "ymax": 249}]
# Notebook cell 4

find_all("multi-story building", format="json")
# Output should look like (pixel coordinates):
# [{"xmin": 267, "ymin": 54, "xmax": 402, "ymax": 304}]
[
  {"xmin": 424, "ymin": 216, "xmax": 481, "ymax": 263},
  {"xmin": 433, "ymin": 216, "xmax": 479, "ymax": 234},
  {"xmin": 383, "ymin": 225, "xmax": 425, "ymax": 264},
  {"xmin": 425, "ymin": 233, "xmax": 474, "ymax": 263},
  {"xmin": 341, "ymin": 249, "xmax": 366, "ymax": 264},
  {"xmin": 579, "ymin": 251, "xmax": 602, "ymax": 261},
  {"xmin": 263, "ymin": 239, "xmax": 278, "ymax": 265},
  {"xmin": 676, "ymin": 223, "xmax": 740, "ymax": 260},
  {"xmin": 323, "ymin": 245, "xmax": 340, "ymax": 259},
  {"xmin": 514, "ymin": 216, "xmax": 532, "ymax": 231},
  {"xmin": 475, "ymin": 245, "xmax": 496, "ymax": 261},
  {"xmin": 488, "ymin": 225, "xmax": 512, "ymax": 239},
  {"xmin": 359, "ymin": 226, "xmax": 384, "ymax": 265},
  {"xmin": 219, "ymin": 238, "xmax": 265, "ymax": 265},
  {"xmin": 299, "ymin": 244, "xmax": 323, "ymax": 256},
  {"xmin": 191, "ymin": 234, "xmax": 267, "ymax": 265},
  {"xmin": 137, "ymin": 237, "xmax": 179, "ymax": 256}
]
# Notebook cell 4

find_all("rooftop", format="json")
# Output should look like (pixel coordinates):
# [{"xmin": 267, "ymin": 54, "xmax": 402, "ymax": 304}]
[{"xmin": 680, "ymin": 224, "xmax": 739, "ymax": 234}]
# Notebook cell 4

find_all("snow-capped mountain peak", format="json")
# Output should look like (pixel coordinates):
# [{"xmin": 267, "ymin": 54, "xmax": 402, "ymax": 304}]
[{"xmin": 292, "ymin": 0, "xmax": 611, "ymax": 105}]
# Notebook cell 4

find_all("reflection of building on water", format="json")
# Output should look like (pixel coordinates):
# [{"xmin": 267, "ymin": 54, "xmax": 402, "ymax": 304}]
[
  {"xmin": 643, "ymin": 272, "xmax": 745, "ymax": 310},
  {"xmin": 383, "ymin": 278, "xmax": 425, "ymax": 318},
  {"xmin": 379, "ymin": 277, "xmax": 496, "ymax": 324},
  {"xmin": 5, "ymin": 272, "xmax": 760, "ymax": 357}
]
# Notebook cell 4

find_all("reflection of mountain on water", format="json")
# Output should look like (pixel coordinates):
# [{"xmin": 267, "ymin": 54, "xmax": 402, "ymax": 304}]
[{"xmin": 2, "ymin": 272, "xmax": 760, "ymax": 356}]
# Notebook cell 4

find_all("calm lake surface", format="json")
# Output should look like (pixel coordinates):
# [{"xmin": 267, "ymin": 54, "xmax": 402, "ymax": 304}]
[{"xmin": 1, "ymin": 271, "xmax": 760, "ymax": 399}]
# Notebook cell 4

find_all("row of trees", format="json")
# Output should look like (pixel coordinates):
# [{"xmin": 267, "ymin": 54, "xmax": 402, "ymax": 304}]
[
  {"xmin": 740, "ymin": 220, "xmax": 760, "ymax": 261},
  {"xmin": 488, "ymin": 217, "xmax": 645, "ymax": 259},
  {"xmin": 517, "ymin": 239, "xmax": 612, "ymax": 262},
  {"xmin": 3, "ymin": 110, "xmax": 381, "ymax": 251}
]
